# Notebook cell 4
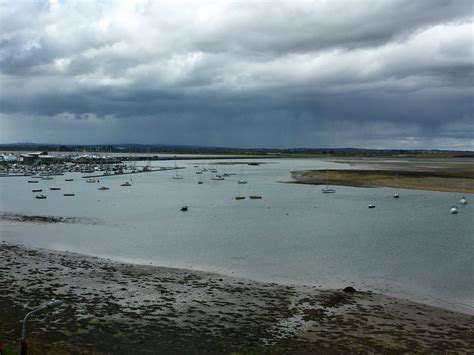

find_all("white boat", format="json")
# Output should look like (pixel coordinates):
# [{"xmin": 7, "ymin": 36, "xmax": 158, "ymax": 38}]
[
  {"xmin": 321, "ymin": 170, "xmax": 336, "ymax": 193},
  {"xmin": 121, "ymin": 182, "xmax": 131, "ymax": 187},
  {"xmin": 450, "ymin": 206, "xmax": 458, "ymax": 214},
  {"xmin": 393, "ymin": 173, "xmax": 400, "ymax": 198},
  {"xmin": 86, "ymin": 178, "xmax": 97, "ymax": 183},
  {"xmin": 211, "ymin": 175, "xmax": 225, "ymax": 180},
  {"xmin": 368, "ymin": 204, "xmax": 376, "ymax": 209},
  {"xmin": 173, "ymin": 161, "xmax": 183, "ymax": 179},
  {"xmin": 98, "ymin": 186, "xmax": 110, "ymax": 190},
  {"xmin": 35, "ymin": 194, "xmax": 47, "ymax": 199},
  {"xmin": 235, "ymin": 176, "xmax": 246, "ymax": 200},
  {"xmin": 237, "ymin": 164, "xmax": 247, "ymax": 184},
  {"xmin": 459, "ymin": 178, "xmax": 467, "ymax": 205}
]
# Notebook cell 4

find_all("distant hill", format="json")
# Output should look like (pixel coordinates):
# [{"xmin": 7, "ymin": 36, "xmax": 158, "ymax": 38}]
[{"xmin": 0, "ymin": 143, "xmax": 472, "ymax": 158}]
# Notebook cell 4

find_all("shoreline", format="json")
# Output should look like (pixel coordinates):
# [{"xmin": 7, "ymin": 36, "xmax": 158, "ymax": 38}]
[
  {"xmin": 1, "ymin": 243, "xmax": 473, "ymax": 353},
  {"xmin": 290, "ymin": 169, "xmax": 474, "ymax": 194}
]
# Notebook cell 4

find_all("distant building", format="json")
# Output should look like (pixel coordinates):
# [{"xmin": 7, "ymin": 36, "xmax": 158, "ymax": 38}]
[{"xmin": 20, "ymin": 151, "xmax": 62, "ymax": 165}]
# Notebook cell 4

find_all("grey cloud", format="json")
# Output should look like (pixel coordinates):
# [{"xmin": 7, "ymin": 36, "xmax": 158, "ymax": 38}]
[{"xmin": 0, "ymin": 0, "xmax": 473, "ymax": 149}]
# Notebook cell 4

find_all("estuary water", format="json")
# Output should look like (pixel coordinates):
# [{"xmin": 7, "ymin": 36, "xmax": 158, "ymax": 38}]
[{"xmin": 1, "ymin": 158, "xmax": 473, "ymax": 314}]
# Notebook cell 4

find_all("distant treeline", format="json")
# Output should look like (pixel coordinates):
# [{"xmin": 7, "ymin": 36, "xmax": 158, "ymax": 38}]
[{"xmin": 1, "ymin": 143, "xmax": 473, "ymax": 158}]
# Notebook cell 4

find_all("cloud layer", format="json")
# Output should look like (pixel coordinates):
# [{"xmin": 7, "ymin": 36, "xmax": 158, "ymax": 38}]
[{"xmin": 1, "ymin": 0, "xmax": 473, "ymax": 149}]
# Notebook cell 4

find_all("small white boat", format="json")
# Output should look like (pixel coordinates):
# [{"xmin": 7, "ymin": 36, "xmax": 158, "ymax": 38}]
[
  {"xmin": 393, "ymin": 173, "xmax": 400, "ymax": 198},
  {"xmin": 368, "ymin": 204, "xmax": 376, "ymax": 209},
  {"xmin": 173, "ymin": 160, "xmax": 183, "ymax": 179},
  {"xmin": 321, "ymin": 170, "xmax": 336, "ymax": 193},
  {"xmin": 459, "ymin": 178, "xmax": 467, "ymax": 205},
  {"xmin": 450, "ymin": 206, "xmax": 458, "ymax": 214},
  {"xmin": 86, "ymin": 178, "xmax": 97, "ymax": 183},
  {"xmin": 35, "ymin": 194, "xmax": 47, "ymax": 199},
  {"xmin": 121, "ymin": 182, "xmax": 131, "ymax": 187},
  {"xmin": 98, "ymin": 186, "xmax": 110, "ymax": 190},
  {"xmin": 237, "ymin": 164, "xmax": 247, "ymax": 184},
  {"xmin": 212, "ymin": 175, "xmax": 225, "ymax": 180}
]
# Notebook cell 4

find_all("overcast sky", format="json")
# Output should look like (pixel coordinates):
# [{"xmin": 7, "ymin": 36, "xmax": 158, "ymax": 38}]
[{"xmin": 0, "ymin": 0, "xmax": 473, "ymax": 149}]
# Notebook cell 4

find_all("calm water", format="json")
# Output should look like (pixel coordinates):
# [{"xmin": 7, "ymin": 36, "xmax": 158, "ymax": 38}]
[{"xmin": 1, "ymin": 158, "xmax": 473, "ymax": 314}]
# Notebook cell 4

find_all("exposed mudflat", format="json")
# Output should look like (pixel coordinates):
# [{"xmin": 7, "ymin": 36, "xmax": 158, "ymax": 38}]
[
  {"xmin": 0, "ymin": 213, "xmax": 99, "ymax": 225},
  {"xmin": 1, "ymin": 244, "xmax": 473, "ymax": 354},
  {"xmin": 290, "ymin": 169, "xmax": 474, "ymax": 193}
]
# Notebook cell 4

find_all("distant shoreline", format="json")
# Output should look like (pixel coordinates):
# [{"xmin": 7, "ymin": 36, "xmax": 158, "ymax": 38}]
[{"xmin": 290, "ymin": 169, "xmax": 474, "ymax": 194}]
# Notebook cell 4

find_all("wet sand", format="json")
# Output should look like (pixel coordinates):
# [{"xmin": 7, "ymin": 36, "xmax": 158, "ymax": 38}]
[{"xmin": 1, "ymin": 244, "xmax": 473, "ymax": 354}]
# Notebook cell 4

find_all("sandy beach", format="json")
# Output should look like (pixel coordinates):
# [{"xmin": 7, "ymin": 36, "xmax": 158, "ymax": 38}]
[{"xmin": 1, "ymin": 243, "xmax": 473, "ymax": 354}]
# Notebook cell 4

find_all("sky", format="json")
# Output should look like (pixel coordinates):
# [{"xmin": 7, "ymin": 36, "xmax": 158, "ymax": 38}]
[{"xmin": 0, "ymin": 0, "xmax": 473, "ymax": 149}]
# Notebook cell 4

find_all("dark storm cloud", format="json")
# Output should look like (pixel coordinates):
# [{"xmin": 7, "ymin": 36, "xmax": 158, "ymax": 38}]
[{"xmin": 0, "ymin": 0, "xmax": 473, "ymax": 149}]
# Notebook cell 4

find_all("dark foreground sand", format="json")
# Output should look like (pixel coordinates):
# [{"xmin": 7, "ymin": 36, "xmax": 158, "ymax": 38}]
[{"xmin": 1, "ymin": 244, "xmax": 473, "ymax": 354}]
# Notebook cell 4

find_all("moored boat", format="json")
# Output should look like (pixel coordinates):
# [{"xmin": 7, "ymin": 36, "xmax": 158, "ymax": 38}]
[
  {"xmin": 459, "ymin": 178, "xmax": 467, "ymax": 205},
  {"xmin": 35, "ymin": 194, "xmax": 47, "ymax": 199},
  {"xmin": 321, "ymin": 170, "xmax": 336, "ymax": 193},
  {"xmin": 393, "ymin": 172, "xmax": 400, "ymax": 198}
]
